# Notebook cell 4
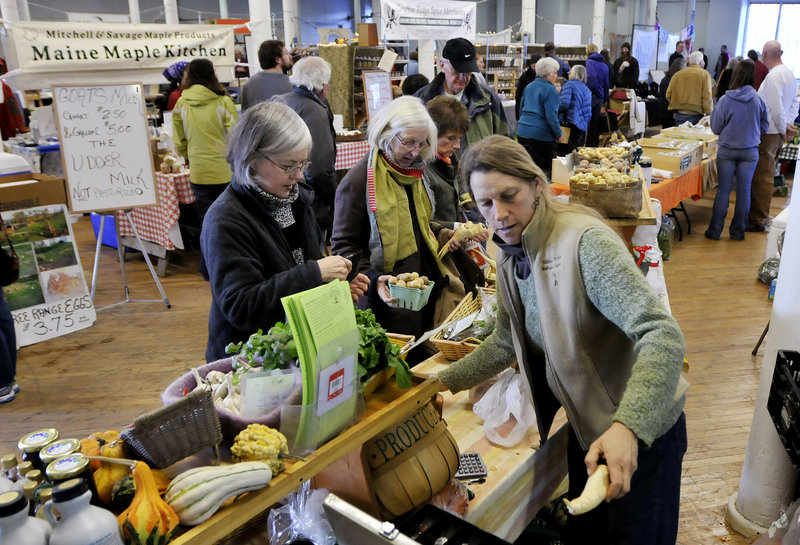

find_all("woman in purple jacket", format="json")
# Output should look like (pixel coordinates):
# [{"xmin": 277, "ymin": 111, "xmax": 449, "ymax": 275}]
[{"xmin": 705, "ymin": 61, "xmax": 769, "ymax": 241}]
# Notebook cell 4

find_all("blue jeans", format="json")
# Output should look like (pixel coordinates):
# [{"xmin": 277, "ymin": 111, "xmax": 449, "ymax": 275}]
[
  {"xmin": 564, "ymin": 413, "xmax": 687, "ymax": 545},
  {"xmin": 706, "ymin": 147, "xmax": 759, "ymax": 239},
  {"xmin": 672, "ymin": 112, "xmax": 704, "ymax": 125}
]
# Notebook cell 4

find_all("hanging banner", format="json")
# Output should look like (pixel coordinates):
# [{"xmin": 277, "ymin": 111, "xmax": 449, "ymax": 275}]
[
  {"xmin": 381, "ymin": 0, "xmax": 476, "ymax": 41},
  {"xmin": 11, "ymin": 21, "xmax": 235, "ymax": 73},
  {"xmin": 2, "ymin": 204, "xmax": 96, "ymax": 347}
]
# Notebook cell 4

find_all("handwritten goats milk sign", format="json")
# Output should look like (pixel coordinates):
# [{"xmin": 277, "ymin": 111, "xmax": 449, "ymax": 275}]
[
  {"xmin": 52, "ymin": 84, "xmax": 158, "ymax": 213},
  {"xmin": 381, "ymin": 0, "xmax": 476, "ymax": 41},
  {"xmin": 12, "ymin": 21, "xmax": 234, "ymax": 72}
]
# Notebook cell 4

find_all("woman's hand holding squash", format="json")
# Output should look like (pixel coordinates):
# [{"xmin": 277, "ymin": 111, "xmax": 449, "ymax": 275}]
[
  {"xmin": 584, "ymin": 421, "xmax": 638, "ymax": 502},
  {"xmin": 317, "ymin": 255, "xmax": 352, "ymax": 283}
]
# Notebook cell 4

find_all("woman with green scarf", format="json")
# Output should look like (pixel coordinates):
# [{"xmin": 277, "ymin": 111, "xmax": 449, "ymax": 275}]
[{"xmin": 332, "ymin": 96, "xmax": 455, "ymax": 357}]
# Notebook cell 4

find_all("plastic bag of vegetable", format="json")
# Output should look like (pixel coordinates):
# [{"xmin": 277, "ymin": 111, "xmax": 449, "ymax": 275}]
[{"xmin": 449, "ymin": 288, "xmax": 498, "ymax": 342}]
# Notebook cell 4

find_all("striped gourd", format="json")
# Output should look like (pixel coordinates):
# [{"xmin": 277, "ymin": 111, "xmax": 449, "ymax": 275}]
[{"xmin": 164, "ymin": 461, "xmax": 272, "ymax": 526}]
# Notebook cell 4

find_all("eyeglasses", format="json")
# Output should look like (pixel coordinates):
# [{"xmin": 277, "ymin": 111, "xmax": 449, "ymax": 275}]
[
  {"xmin": 263, "ymin": 155, "xmax": 311, "ymax": 177},
  {"xmin": 394, "ymin": 134, "xmax": 430, "ymax": 152}
]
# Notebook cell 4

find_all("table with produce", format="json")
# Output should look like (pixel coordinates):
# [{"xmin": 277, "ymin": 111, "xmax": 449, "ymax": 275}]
[{"xmin": 0, "ymin": 268, "xmax": 603, "ymax": 545}]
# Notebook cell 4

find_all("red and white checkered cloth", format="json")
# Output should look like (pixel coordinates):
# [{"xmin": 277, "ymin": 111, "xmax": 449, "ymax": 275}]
[
  {"xmin": 335, "ymin": 140, "xmax": 370, "ymax": 171},
  {"xmin": 116, "ymin": 171, "xmax": 196, "ymax": 250}
]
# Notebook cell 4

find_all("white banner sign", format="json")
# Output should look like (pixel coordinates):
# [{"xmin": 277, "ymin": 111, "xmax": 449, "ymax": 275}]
[
  {"xmin": 381, "ymin": 0, "xmax": 476, "ymax": 41},
  {"xmin": 2, "ymin": 205, "xmax": 96, "ymax": 347},
  {"xmin": 12, "ymin": 21, "xmax": 234, "ymax": 73}
]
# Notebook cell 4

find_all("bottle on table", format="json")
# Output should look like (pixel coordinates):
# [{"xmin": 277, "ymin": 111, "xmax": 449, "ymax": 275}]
[
  {"xmin": 18, "ymin": 429, "xmax": 60, "ymax": 473},
  {"xmin": 45, "ymin": 478, "xmax": 123, "ymax": 545},
  {"xmin": 0, "ymin": 489, "xmax": 51, "ymax": 545}
]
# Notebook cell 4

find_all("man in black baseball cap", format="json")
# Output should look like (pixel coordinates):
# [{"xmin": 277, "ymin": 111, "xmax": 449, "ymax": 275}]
[{"xmin": 414, "ymin": 37, "xmax": 509, "ymax": 156}]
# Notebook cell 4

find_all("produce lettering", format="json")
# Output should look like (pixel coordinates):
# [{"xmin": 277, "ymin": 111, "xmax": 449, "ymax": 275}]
[{"xmin": 369, "ymin": 404, "xmax": 439, "ymax": 465}]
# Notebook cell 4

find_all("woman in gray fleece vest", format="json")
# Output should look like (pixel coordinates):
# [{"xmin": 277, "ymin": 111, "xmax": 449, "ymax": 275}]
[{"xmin": 439, "ymin": 136, "xmax": 687, "ymax": 544}]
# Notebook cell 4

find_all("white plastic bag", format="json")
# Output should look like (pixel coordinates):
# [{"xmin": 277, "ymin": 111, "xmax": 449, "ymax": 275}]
[
  {"xmin": 472, "ymin": 368, "xmax": 537, "ymax": 447},
  {"xmin": 267, "ymin": 481, "xmax": 335, "ymax": 545}
]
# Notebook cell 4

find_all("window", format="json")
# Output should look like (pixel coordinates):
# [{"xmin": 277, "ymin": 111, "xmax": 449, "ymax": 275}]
[{"xmin": 743, "ymin": 2, "xmax": 800, "ymax": 77}]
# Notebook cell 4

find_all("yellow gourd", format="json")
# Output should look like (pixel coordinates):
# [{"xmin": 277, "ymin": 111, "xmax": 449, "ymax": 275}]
[
  {"xmin": 94, "ymin": 438, "xmax": 132, "ymax": 504},
  {"xmin": 118, "ymin": 461, "xmax": 179, "ymax": 545}
]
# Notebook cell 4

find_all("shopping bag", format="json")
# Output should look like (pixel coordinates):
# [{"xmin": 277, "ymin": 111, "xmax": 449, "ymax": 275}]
[
  {"xmin": 556, "ymin": 124, "xmax": 571, "ymax": 144},
  {"xmin": 472, "ymin": 368, "xmax": 537, "ymax": 447}
]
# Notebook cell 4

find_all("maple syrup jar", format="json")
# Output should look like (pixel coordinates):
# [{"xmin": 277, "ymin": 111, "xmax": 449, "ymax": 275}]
[
  {"xmin": 45, "ymin": 479, "xmax": 123, "ymax": 545},
  {"xmin": 0, "ymin": 490, "xmax": 51, "ymax": 545},
  {"xmin": 18, "ymin": 429, "xmax": 59, "ymax": 472},
  {"xmin": 45, "ymin": 455, "xmax": 99, "ymax": 505},
  {"xmin": 38, "ymin": 439, "xmax": 81, "ymax": 467}
]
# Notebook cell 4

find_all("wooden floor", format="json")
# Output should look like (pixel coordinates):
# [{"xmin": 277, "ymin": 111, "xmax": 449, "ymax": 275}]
[{"xmin": 1, "ymin": 179, "xmax": 792, "ymax": 544}]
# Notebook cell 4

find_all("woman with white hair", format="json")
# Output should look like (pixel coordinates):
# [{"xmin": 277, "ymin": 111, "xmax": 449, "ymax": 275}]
[
  {"xmin": 274, "ymin": 56, "xmax": 337, "ymax": 240},
  {"xmin": 516, "ymin": 56, "xmax": 562, "ymax": 176},
  {"xmin": 558, "ymin": 64, "xmax": 593, "ymax": 153},
  {"xmin": 201, "ymin": 102, "xmax": 368, "ymax": 362},
  {"xmin": 331, "ymin": 96, "xmax": 456, "ymax": 353}
]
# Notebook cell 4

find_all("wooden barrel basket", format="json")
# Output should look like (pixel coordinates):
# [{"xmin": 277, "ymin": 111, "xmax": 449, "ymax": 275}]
[{"xmin": 362, "ymin": 401, "xmax": 461, "ymax": 517}]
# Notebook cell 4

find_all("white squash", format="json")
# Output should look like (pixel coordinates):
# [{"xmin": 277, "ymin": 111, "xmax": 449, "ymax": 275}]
[{"xmin": 563, "ymin": 464, "xmax": 610, "ymax": 515}]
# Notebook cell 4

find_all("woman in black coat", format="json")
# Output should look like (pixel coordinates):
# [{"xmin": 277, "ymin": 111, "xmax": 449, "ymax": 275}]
[{"xmin": 201, "ymin": 102, "xmax": 368, "ymax": 361}]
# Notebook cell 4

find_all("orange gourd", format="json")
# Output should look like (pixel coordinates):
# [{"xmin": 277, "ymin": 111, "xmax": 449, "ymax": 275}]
[
  {"xmin": 80, "ymin": 430, "xmax": 120, "ymax": 472},
  {"xmin": 117, "ymin": 461, "xmax": 180, "ymax": 545}
]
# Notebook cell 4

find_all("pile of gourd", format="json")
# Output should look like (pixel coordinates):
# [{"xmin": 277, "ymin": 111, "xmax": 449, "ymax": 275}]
[{"xmin": 76, "ymin": 424, "xmax": 289, "ymax": 544}]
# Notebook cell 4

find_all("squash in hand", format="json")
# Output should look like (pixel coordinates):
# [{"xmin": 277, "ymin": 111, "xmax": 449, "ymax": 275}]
[{"xmin": 117, "ymin": 461, "xmax": 179, "ymax": 545}]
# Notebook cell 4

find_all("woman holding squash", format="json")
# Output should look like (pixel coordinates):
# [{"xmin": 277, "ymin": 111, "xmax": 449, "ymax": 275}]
[
  {"xmin": 437, "ymin": 136, "xmax": 687, "ymax": 544},
  {"xmin": 201, "ymin": 102, "xmax": 369, "ymax": 362},
  {"xmin": 331, "ymin": 97, "xmax": 467, "ymax": 357}
]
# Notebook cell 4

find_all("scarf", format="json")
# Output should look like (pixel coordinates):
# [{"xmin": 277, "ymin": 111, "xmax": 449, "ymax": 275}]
[
  {"xmin": 367, "ymin": 149, "xmax": 447, "ymax": 275},
  {"xmin": 252, "ymin": 183, "xmax": 299, "ymax": 228},
  {"xmin": 495, "ymin": 238, "xmax": 531, "ymax": 280},
  {"xmin": 252, "ymin": 184, "xmax": 304, "ymax": 264}
]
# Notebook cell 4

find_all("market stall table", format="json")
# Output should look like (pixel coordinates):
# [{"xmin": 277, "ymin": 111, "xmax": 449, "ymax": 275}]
[
  {"xmin": 335, "ymin": 139, "xmax": 370, "ymax": 171},
  {"xmin": 115, "ymin": 170, "xmax": 196, "ymax": 276},
  {"xmin": 412, "ymin": 354, "xmax": 569, "ymax": 542},
  {"xmin": 549, "ymin": 180, "xmax": 657, "ymax": 249}
]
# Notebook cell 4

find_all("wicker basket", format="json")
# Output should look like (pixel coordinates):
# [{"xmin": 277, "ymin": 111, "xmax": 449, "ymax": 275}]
[
  {"xmin": 120, "ymin": 389, "xmax": 222, "ymax": 469},
  {"xmin": 431, "ymin": 288, "xmax": 496, "ymax": 361},
  {"xmin": 162, "ymin": 358, "xmax": 303, "ymax": 447}
]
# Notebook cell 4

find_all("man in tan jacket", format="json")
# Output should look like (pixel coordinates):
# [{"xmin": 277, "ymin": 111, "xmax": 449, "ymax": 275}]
[{"xmin": 666, "ymin": 51, "xmax": 713, "ymax": 125}]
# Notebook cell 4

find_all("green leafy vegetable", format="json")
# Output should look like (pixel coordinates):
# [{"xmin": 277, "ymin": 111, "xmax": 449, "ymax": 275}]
[
  {"xmin": 224, "ymin": 312, "xmax": 413, "ymax": 390},
  {"xmin": 225, "ymin": 322, "xmax": 298, "ymax": 371},
  {"xmin": 355, "ymin": 308, "xmax": 413, "ymax": 389}
]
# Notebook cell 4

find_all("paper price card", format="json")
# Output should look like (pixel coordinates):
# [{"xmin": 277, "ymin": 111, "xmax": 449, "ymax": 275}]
[
  {"xmin": 317, "ymin": 354, "xmax": 355, "ymax": 417},
  {"xmin": 240, "ymin": 370, "xmax": 299, "ymax": 419}
]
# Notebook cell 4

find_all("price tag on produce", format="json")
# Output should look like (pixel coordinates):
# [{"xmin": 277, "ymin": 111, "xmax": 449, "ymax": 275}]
[{"xmin": 240, "ymin": 370, "xmax": 299, "ymax": 419}]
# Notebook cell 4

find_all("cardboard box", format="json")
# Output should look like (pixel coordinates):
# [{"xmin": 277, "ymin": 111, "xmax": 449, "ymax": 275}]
[
  {"xmin": 551, "ymin": 156, "xmax": 572, "ymax": 184},
  {"xmin": 358, "ymin": 23, "xmax": 378, "ymax": 46},
  {"xmin": 637, "ymin": 138, "xmax": 702, "ymax": 177},
  {"xmin": 0, "ymin": 173, "xmax": 68, "ymax": 212},
  {"xmin": 659, "ymin": 127, "xmax": 718, "ymax": 156}
]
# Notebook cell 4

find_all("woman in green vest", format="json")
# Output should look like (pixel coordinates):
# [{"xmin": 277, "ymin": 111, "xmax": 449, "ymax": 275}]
[
  {"xmin": 173, "ymin": 58, "xmax": 238, "ymax": 279},
  {"xmin": 438, "ymin": 135, "xmax": 687, "ymax": 544}
]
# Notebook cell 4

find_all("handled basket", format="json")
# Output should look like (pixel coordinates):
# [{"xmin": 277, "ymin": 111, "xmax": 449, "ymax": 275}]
[
  {"xmin": 431, "ymin": 288, "xmax": 496, "ymax": 361},
  {"xmin": 120, "ymin": 388, "xmax": 222, "ymax": 468}
]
